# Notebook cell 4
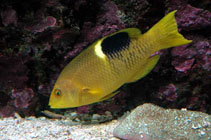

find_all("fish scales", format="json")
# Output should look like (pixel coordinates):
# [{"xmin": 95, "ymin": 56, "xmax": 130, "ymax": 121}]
[{"xmin": 49, "ymin": 11, "xmax": 192, "ymax": 108}]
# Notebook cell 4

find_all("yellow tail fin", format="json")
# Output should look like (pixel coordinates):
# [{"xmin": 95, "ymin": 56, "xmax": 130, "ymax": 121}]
[{"xmin": 143, "ymin": 10, "xmax": 192, "ymax": 52}]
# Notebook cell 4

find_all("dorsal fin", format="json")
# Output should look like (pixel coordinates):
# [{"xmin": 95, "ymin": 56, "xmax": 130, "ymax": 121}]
[
  {"xmin": 117, "ymin": 28, "xmax": 141, "ymax": 38},
  {"xmin": 101, "ymin": 28, "xmax": 141, "ymax": 57}
]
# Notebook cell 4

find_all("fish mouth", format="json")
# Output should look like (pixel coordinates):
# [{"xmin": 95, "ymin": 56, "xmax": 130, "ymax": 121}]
[
  {"xmin": 48, "ymin": 99, "xmax": 61, "ymax": 109},
  {"xmin": 49, "ymin": 103, "xmax": 67, "ymax": 109},
  {"xmin": 48, "ymin": 101, "xmax": 77, "ymax": 109},
  {"xmin": 48, "ymin": 101, "xmax": 56, "ymax": 109}
]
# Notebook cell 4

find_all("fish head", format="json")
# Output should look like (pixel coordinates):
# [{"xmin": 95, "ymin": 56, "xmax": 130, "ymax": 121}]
[{"xmin": 48, "ymin": 79, "xmax": 82, "ymax": 109}]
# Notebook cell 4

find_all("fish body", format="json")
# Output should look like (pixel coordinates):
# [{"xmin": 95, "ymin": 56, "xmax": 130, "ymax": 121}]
[{"xmin": 49, "ymin": 10, "xmax": 192, "ymax": 108}]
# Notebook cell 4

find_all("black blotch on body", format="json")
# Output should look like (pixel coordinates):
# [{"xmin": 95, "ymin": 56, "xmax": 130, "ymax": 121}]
[{"xmin": 101, "ymin": 32, "xmax": 130, "ymax": 56}]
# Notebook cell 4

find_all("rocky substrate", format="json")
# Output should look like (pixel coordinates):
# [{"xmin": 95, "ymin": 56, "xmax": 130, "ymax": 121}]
[{"xmin": 1, "ymin": 103, "xmax": 210, "ymax": 140}]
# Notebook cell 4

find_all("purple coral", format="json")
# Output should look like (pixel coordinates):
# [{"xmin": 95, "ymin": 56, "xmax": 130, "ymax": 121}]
[
  {"xmin": 171, "ymin": 36, "xmax": 211, "ymax": 72},
  {"xmin": 81, "ymin": 0, "xmax": 124, "ymax": 41},
  {"xmin": 0, "ymin": 55, "xmax": 28, "ymax": 90},
  {"xmin": 157, "ymin": 83, "xmax": 178, "ymax": 102},
  {"xmin": 11, "ymin": 88, "xmax": 36, "ymax": 109},
  {"xmin": 1, "ymin": 8, "xmax": 18, "ymax": 26},
  {"xmin": 176, "ymin": 5, "xmax": 211, "ymax": 31},
  {"xmin": 171, "ymin": 45, "xmax": 197, "ymax": 58},
  {"xmin": 77, "ymin": 106, "xmax": 90, "ymax": 114},
  {"xmin": 194, "ymin": 40, "xmax": 211, "ymax": 71},
  {"xmin": 24, "ymin": 16, "xmax": 56, "ymax": 33},
  {"xmin": 0, "ymin": 105, "xmax": 15, "ymax": 117},
  {"xmin": 171, "ymin": 44, "xmax": 196, "ymax": 73},
  {"xmin": 172, "ymin": 58, "xmax": 195, "ymax": 73},
  {"xmin": 0, "ymin": 88, "xmax": 37, "ymax": 117},
  {"xmin": 65, "ymin": 0, "xmax": 124, "ymax": 61}
]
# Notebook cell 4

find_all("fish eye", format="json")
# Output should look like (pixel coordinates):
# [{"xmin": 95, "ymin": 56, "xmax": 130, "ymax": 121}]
[{"xmin": 54, "ymin": 89, "xmax": 62, "ymax": 96}]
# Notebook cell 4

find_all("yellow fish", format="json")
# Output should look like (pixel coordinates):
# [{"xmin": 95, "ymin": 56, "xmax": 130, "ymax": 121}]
[{"xmin": 49, "ymin": 10, "xmax": 192, "ymax": 109}]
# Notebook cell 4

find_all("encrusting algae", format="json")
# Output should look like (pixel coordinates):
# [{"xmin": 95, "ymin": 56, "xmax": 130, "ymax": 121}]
[{"xmin": 49, "ymin": 10, "xmax": 192, "ymax": 109}]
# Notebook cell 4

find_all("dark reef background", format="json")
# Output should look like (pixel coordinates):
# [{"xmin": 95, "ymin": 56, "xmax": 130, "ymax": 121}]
[{"xmin": 0, "ymin": 0, "xmax": 210, "ymax": 118}]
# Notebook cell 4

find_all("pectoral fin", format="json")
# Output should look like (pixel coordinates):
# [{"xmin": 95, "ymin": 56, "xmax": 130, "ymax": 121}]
[
  {"xmin": 82, "ymin": 87, "xmax": 100, "ymax": 95},
  {"xmin": 127, "ymin": 55, "xmax": 160, "ymax": 83}
]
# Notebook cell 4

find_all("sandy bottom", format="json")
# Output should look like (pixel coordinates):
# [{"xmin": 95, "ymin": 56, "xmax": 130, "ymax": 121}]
[{"xmin": 0, "ymin": 116, "xmax": 120, "ymax": 140}]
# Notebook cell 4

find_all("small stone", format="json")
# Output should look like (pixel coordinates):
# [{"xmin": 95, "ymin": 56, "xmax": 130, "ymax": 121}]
[
  {"xmin": 74, "ymin": 118, "xmax": 80, "ymax": 122},
  {"xmin": 92, "ymin": 114, "xmax": 101, "ymax": 120},
  {"xmin": 113, "ymin": 103, "xmax": 211, "ymax": 140},
  {"xmin": 199, "ymin": 131, "xmax": 206, "ymax": 137},
  {"xmin": 105, "ymin": 111, "xmax": 112, "ymax": 116},
  {"xmin": 70, "ymin": 112, "xmax": 77, "ymax": 118}
]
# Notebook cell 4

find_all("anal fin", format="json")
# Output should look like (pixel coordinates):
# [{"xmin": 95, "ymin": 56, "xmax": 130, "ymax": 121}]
[{"xmin": 127, "ymin": 55, "xmax": 160, "ymax": 83}]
